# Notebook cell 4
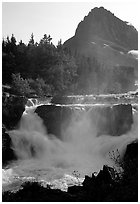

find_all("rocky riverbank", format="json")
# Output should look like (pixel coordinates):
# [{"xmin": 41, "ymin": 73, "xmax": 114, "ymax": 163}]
[
  {"xmin": 2, "ymin": 140, "xmax": 138, "ymax": 202},
  {"xmin": 2, "ymin": 93, "xmax": 27, "ymax": 167},
  {"xmin": 2, "ymin": 93, "xmax": 27, "ymax": 130}
]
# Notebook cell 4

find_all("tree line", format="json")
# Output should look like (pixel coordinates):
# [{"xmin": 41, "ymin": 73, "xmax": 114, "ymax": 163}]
[
  {"xmin": 2, "ymin": 34, "xmax": 79, "ymax": 96},
  {"xmin": 2, "ymin": 33, "xmax": 126, "ymax": 96}
]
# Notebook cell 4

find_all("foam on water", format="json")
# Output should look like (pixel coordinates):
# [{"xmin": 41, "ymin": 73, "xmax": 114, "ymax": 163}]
[{"xmin": 2, "ymin": 98, "xmax": 138, "ymax": 191}]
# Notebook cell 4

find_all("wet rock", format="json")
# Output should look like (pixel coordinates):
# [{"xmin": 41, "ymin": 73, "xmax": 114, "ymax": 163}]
[
  {"xmin": 81, "ymin": 166, "xmax": 113, "ymax": 201},
  {"xmin": 124, "ymin": 140, "xmax": 138, "ymax": 161},
  {"xmin": 2, "ymin": 93, "xmax": 27, "ymax": 166},
  {"xmin": 36, "ymin": 103, "xmax": 133, "ymax": 138},
  {"xmin": 123, "ymin": 140, "xmax": 138, "ymax": 174},
  {"xmin": 111, "ymin": 104, "xmax": 133, "ymax": 135},
  {"xmin": 35, "ymin": 105, "xmax": 73, "ymax": 138},
  {"xmin": 2, "ymin": 182, "xmax": 75, "ymax": 202},
  {"xmin": 82, "ymin": 174, "xmax": 96, "ymax": 189},
  {"xmin": 95, "ymin": 165, "xmax": 113, "ymax": 184},
  {"xmin": 2, "ymin": 154, "xmax": 138, "ymax": 202},
  {"xmin": 2, "ymin": 125, "xmax": 17, "ymax": 167},
  {"xmin": 2, "ymin": 93, "xmax": 27, "ymax": 129},
  {"xmin": 89, "ymin": 104, "xmax": 133, "ymax": 136},
  {"xmin": 68, "ymin": 185, "xmax": 83, "ymax": 194}
]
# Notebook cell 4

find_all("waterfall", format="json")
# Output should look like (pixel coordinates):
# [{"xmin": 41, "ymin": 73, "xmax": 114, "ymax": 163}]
[{"xmin": 3, "ymin": 98, "xmax": 137, "ymax": 190}]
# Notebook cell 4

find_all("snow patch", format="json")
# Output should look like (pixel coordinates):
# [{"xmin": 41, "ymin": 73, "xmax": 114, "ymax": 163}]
[
  {"xmin": 128, "ymin": 50, "xmax": 138, "ymax": 59},
  {"xmin": 103, "ymin": 44, "xmax": 109, "ymax": 48}
]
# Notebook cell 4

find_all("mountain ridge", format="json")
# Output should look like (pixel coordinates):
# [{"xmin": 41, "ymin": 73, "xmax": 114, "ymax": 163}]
[
  {"xmin": 64, "ymin": 7, "xmax": 138, "ymax": 51},
  {"xmin": 63, "ymin": 7, "xmax": 138, "ymax": 94}
]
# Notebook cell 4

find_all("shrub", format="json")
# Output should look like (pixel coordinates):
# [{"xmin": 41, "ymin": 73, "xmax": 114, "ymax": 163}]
[
  {"xmin": 11, "ymin": 73, "xmax": 31, "ymax": 97},
  {"xmin": 28, "ymin": 78, "xmax": 54, "ymax": 96}
]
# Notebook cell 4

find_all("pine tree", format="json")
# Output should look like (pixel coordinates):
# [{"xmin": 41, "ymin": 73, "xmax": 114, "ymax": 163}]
[
  {"xmin": 40, "ymin": 34, "xmax": 52, "ymax": 45},
  {"xmin": 11, "ymin": 34, "xmax": 16, "ymax": 45},
  {"xmin": 28, "ymin": 33, "xmax": 35, "ymax": 46}
]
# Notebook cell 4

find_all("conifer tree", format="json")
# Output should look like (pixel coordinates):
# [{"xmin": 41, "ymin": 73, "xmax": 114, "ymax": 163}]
[{"xmin": 28, "ymin": 33, "xmax": 35, "ymax": 46}]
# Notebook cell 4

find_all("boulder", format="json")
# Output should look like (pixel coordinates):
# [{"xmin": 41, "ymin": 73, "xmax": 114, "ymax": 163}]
[
  {"xmin": 95, "ymin": 165, "xmax": 113, "ymax": 184},
  {"xmin": 82, "ymin": 174, "xmax": 96, "ymax": 192}
]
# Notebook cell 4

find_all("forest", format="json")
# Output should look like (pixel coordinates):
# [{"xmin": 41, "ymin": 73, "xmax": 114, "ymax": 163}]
[
  {"xmin": 2, "ymin": 33, "xmax": 131, "ymax": 97},
  {"xmin": 2, "ymin": 34, "xmax": 79, "ymax": 96}
]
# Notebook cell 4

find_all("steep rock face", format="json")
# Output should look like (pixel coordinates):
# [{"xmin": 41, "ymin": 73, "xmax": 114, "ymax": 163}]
[
  {"xmin": 64, "ymin": 7, "xmax": 138, "ymax": 52},
  {"xmin": 2, "ymin": 93, "xmax": 27, "ymax": 165},
  {"xmin": 88, "ymin": 104, "xmax": 133, "ymax": 136},
  {"xmin": 74, "ymin": 7, "xmax": 138, "ymax": 50},
  {"xmin": 35, "ymin": 105, "xmax": 74, "ymax": 138},
  {"xmin": 35, "ymin": 104, "xmax": 133, "ymax": 138},
  {"xmin": 2, "ymin": 93, "xmax": 27, "ymax": 130}
]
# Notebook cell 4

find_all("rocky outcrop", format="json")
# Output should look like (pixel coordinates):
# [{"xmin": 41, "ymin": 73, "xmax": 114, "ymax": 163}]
[
  {"xmin": 2, "ymin": 126, "xmax": 17, "ymax": 167},
  {"xmin": 2, "ymin": 93, "xmax": 27, "ymax": 130},
  {"xmin": 35, "ymin": 105, "xmax": 74, "ymax": 138},
  {"xmin": 2, "ymin": 93, "xmax": 27, "ymax": 166},
  {"xmin": 2, "ymin": 181, "xmax": 75, "ymax": 202},
  {"xmin": 123, "ymin": 140, "xmax": 138, "ymax": 175},
  {"xmin": 89, "ymin": 104, "xmax": 133, "ymax": 136},
  {"xmin": 35, "ymin": 104, "xmax": 133, "ymax": 137}
]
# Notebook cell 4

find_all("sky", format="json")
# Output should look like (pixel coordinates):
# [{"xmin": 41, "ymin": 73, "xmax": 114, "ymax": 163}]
[{"xmin": 2, "ymin": 0, "xmax": 139, "ymax": 45}]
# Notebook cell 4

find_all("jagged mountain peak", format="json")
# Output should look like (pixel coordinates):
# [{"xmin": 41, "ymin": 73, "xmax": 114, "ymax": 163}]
[
  {"xmin": 63, "ymin": 7, "xmax": 138, "ymax": 94},
  {"xmin": 88, "ymin": 6, "xmax": 113, "ymax": 16},
  {"xmin": 71, "ymin": 7, "xmax": 138, "ymax": 50},
  {"xmin": 76, "ymin": 7, "xmax": 114, "ymax": 25}
]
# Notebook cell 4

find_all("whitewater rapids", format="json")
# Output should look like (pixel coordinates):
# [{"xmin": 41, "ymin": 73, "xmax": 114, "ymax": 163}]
[{"xmin": 2, "ymin": 98, "xmax": 138, "ymax": 192}]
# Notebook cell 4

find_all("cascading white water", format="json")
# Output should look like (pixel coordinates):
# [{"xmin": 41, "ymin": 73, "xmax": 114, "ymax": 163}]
[{"xmin": 3, "ymin": 98, "xmax": 138, "ymax": 191}]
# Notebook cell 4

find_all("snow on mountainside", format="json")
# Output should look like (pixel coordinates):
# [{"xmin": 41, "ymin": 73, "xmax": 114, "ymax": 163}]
[
  {"xmin": 128, "ymin": 50, "xmax": 138, "ymax": 60},
  {"xmin": 63, "ymin": 7, "xmax": 138, "ymax": 94},
  {"xmin": 64, "ymin": 7, "xmax": 138, "ymax": 69}
]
